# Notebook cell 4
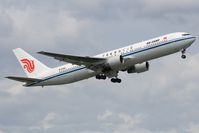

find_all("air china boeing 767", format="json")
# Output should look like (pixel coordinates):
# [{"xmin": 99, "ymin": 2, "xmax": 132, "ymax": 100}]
[{"xmin": 7, "ymin": 32, "xmax": 196, "ymax": 87}]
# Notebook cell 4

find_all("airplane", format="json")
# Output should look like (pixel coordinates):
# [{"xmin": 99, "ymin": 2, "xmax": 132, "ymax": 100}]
[{"xmin": 6, "ymin": 32, "xmax": 196, "ymax": 87}]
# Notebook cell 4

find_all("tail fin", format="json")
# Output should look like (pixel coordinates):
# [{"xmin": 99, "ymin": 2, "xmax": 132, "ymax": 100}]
[{"xmin": 13, "ymin": 48, "xmax": 51, "ymax": 78}]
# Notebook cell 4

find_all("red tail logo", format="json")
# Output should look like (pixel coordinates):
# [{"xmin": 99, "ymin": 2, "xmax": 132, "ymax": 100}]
[{"xmin": 20, "ymin": 59, "xmax": 35, "ymax": 73}]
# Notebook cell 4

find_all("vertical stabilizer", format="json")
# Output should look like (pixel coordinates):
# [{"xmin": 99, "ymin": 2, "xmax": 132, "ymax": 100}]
[{"xmin": 13, "ymin": 48, "xmax": 51, "ymax": 78}]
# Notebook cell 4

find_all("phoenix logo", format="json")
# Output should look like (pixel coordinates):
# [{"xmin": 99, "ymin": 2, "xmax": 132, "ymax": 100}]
[{"xmin": 20, "ymin": 59, "xmax": 35, "ymax": 73}]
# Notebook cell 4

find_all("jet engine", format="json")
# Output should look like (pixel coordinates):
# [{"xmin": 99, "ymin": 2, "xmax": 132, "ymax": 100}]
[
  {"xmin": 105, "ymin": 55, "xmax": 124, "ymax": 70},
  {"xmin": 127, "ymin": 62, "xmax": 149, "ymax": 73}
]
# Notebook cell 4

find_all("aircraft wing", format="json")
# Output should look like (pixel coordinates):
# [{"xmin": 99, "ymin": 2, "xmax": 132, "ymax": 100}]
[
  {"xmin": 38, "ymin": 51, "xmax": 106, "ymax": 71},
  {"xmin": 6, "ymin": 76, "xmax": 42, "ymax": 83}
]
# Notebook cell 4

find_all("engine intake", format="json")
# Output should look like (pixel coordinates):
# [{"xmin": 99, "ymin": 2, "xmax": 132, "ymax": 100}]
[{"xmin": 127, "ymin": 62, "xmax": 149, "ymax": 73}]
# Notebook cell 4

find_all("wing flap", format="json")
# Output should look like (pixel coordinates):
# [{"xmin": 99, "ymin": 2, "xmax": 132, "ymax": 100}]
[{"xmin": 6, "ymin": 76, "xmax": 42, "ymax": 83}]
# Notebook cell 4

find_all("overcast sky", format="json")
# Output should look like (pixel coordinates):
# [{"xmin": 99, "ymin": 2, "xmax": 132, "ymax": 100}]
[{"xmin": 0, "ymin": 0, "xmax": 199, "ymax": 133}]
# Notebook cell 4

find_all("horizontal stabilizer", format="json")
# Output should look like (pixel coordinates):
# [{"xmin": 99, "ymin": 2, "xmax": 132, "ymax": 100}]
[{"xmin": 6, "ymin": 76, "xmax": 41, "ymax": 83}]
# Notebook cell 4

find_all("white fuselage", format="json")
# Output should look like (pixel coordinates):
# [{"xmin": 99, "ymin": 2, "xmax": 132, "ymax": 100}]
[{"xmin": 26, "ymin": 32, "xmax": 196, "ymax": 86}]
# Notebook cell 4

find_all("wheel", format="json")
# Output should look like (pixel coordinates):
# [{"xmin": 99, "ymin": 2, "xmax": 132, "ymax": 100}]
[
  {"xmin": 181, "ymin": 55, "xmax": 186, "ymax": 59},
  {"xmin": 111, "ymin": 78, "xmax": 121, "ymax": 83},
  {"xmin": 96, "ymin": 75, "xmax": 101, "ymax": 79},
  {"xmin": 102, "ymin": 75, "xmax": 106, "ymax": 80},
  {"xmin": 111, "ymin": 78, "xmax": 116, "ymax": 83},
  {"xmin": 96, "ymin": 75, "xmax": 106, "ymax": 80},
  {"xmin": 116, "ymin": 78, "xmax": 121, "ymax": 83}
]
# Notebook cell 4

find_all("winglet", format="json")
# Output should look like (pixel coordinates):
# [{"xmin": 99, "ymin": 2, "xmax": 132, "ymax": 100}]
[{"xmin": 37, "ymin": 51, "xmax": 45, "ymax": 54}]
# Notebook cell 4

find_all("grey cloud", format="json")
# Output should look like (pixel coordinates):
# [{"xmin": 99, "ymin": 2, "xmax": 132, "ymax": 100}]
[{"xmin": 0, "ymin": 11, "xmax": 13, "ymax": 38}]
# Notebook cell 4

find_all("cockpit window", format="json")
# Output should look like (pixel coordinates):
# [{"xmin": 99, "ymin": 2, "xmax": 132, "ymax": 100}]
[{"xmin": 182, "ymin": 33, "xmax": 190, "ymax": 36}]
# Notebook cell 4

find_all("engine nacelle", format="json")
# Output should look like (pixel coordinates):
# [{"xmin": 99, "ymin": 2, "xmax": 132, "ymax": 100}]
[
  {"xmin": 106, "ymin": 55, "xmax": 124, "ymax": 70},
  {"xmin": 127, "ymin": 62, "xmax": 149, "ymax": 73}
]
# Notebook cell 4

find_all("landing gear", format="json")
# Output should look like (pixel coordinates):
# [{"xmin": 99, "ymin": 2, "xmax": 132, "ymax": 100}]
[
  {"xmin": 111, "ymin": 78, "xmax": 121, "ymax": 83},
  {"xmin": 181, "ymin": 54, "xmax": 186, "ymax": 59},
  {"xmin": 96, "ymin": 71, "xmax": 122, "ymax": 83},
  {"xmin": 96, "ymin": 75, "xmax": 106, "ymax": 80},
  {"xmin": 181, "ymin": 49, "xmax": 186, "ymax": 59}
]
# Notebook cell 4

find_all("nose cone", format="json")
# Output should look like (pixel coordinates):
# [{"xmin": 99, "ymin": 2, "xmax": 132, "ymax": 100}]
[
  {"xmin": 185, "ymin": 35, "xmax": 196, "ymax": 47},
  {"xmin": 193, "ymin": 37, "xmax": 196, "ymax": 42},
  {"xmin": 191, "ymin": 36, "xmax": 196, "ymax": 44}
]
